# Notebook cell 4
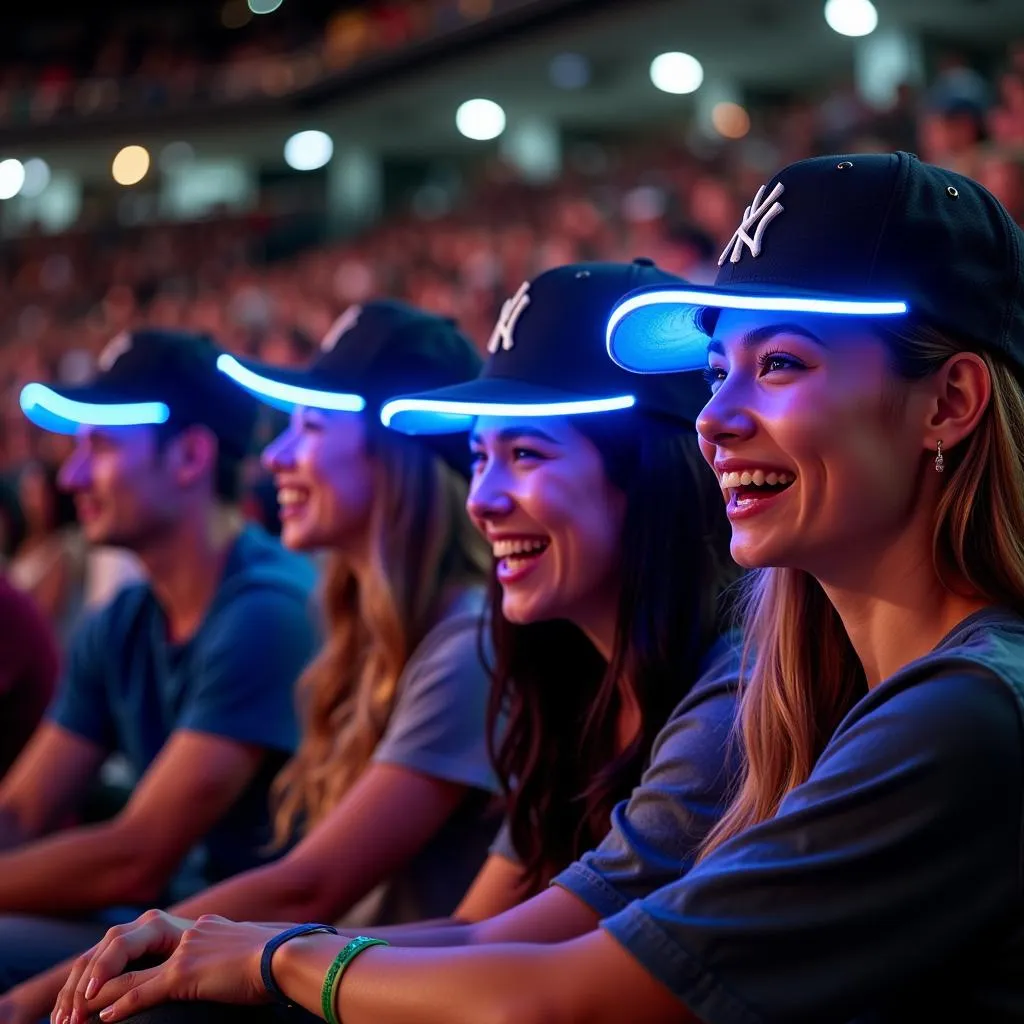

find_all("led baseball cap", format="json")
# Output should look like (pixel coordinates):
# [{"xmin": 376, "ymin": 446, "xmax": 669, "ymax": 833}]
[
  {"xmin": 20, "ymin": 329, "xmax": 257, "ymax": 457},
  {"xmin": 607, "ymin": 152, "xmax": 1024, "ymax": 376},
  {"xmin": 381, "ymin": 260, "xmax": 710, "ymax": 435}
]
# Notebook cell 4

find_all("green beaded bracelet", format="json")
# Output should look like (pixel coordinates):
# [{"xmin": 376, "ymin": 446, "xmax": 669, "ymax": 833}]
[{"xmin": 321, "ymin": 935, "xmax": 390, "ymax": 1024}]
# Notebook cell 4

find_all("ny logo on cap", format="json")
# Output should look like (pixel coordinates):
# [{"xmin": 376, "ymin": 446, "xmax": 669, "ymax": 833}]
[
  {"xmin": 719, "ymin": 182, "xmax": 785, "ymax": 266},
  {"xmin": 98, "ymin": 331, "xmax": 133, "ymax": 371},
  {"xmin": 487, "ymin": 282, "xmax": 531, "ymax": 353},
  {"xmin": 321, "ymin": 305, "xmax": 363, "ymax": 353}
]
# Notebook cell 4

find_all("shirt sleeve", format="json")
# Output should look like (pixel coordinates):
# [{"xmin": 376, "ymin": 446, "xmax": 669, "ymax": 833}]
[
  {"xmin": 48, "ymin": 606, "xmax": 116, "ymax": 751},
  {"xmin": 488, "ymin": 818, "xmax": 521, "ymax": 865},
  {"xmin": 178, "ymin": 586, "xmax": 316, "ymax": 753},
  {"xmin": 372, "ymin": 613, "xmax": 498, "ymax": 793},
  {"xmin": 601, "ymin": 669, "xmax": 1024, "ymax": 1024},
  {"xmin": 552, "ymin": 656, "xmax": 741, "ymax": 919}
]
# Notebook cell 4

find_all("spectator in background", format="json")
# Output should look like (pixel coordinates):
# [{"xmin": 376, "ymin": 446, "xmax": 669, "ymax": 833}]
[
  {"xmin": 6, "ymin": 461, "xmax": 85, "ymax": 644},
  {"xmin": 0, "ymin": 577, "xmax": 58, "ymax": 780},
  {"xmin": 918, "ymin": 66, "xmax": 991, "ymax": 171},
  {"xmin": 0, "ymin": 329, "xmax": 318, "ymax": 1019}
]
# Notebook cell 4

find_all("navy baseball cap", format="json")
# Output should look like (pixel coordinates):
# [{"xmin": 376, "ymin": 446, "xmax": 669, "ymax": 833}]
[
  {"xmin": 381, "ymin": 260, "xmax": 710, "ymax": 436},
  {"xmin": 217, "ymin": 300, "xmax": 483, "ymax": 474},
  {"xmin": 20, "ymin": 329, "xmax": 258, "ymax": 458},
  {"xmin": 607, "ymin": 151, "xmax": 1024, "ymax": 376}
]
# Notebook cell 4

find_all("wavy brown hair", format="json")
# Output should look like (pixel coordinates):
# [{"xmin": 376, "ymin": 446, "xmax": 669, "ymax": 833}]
[
  {"xmin": 700, "ymin": 319, "xmax": 1024, "ymax": 859},
  {"xmin": 272, "ymin": 424, "xmax": 489, "ymax": 844},
  {"xmin": 486, "ymin": 410, "xmax": 739, "ymax": 894}
]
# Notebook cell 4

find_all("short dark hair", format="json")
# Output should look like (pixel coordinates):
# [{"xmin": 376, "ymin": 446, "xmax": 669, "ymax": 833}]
[
  {"xmin": 486, "ymin": 409, "xmax": 739, "ymax": 893},
  {"xmin": 153, "ymin": 420, "xmax": 244, "ymax": 504}
]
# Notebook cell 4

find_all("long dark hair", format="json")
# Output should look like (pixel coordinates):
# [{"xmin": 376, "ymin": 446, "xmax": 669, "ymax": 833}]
[{"xmin": 485, "ymin": 409, "xmax": 737, "ymax": 894}]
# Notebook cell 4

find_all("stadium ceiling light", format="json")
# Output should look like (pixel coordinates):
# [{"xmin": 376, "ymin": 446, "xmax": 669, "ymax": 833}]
[
  {"xmin": 0, "ymin": 159, "xmax": 25, "ymax": 200},
  {"xmin": 283, "ymin": 130, "xmax": 334, "ymax": 171},
  {"xmin": 20, "ymin": 158, "xmax": 51, "ymax": 197},
  {"xmin": 112, "ymin": 146, "xmax": 150, "ymax": 186},
  {"xmin": 455, "ymin": 99, "xmax": 506, "ymax": 141},
  {"xmin": 824, "ymin": 0, "xmax": 879, "ymax": 37},
  {"xmin": 650, "ymin": 52, "xmax": 704, "ymax": 95}
]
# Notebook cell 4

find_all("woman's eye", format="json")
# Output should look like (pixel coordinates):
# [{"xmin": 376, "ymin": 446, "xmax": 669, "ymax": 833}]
[
  {"xmin": 469, "ymin": 450, "xmax": 486, "ymax": 468},
  {"xmin": 703, "ymin": 366, "xmax": 727, "ymax": 392},
  {"xmin": 758, "ymin": 351, "xmax": 804, "ymax": 375},
  {"xmin": 512, "ymin": 447, "xmax": 544, "ymax": 462}
]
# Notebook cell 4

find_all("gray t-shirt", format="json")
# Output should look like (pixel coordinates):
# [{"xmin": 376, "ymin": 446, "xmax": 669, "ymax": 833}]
[
  {"xmin": 592, "ymin": 607, "xmax": 1024, "ymax": 1023},
  {"xmin": 552, "ymin": 639, "xmax": 742, "ymax": 915},
  {"xmin": 343, "ymin": 586, "xmax": 501, "ymax": 927}
]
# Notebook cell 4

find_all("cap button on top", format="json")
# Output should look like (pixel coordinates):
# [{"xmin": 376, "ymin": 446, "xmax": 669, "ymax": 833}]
[{"xmin": 632, "ymin": 257, "xmax": 655, "ymax": 266}]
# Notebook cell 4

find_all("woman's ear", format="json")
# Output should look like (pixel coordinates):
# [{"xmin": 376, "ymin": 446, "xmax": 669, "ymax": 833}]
[{"xmin": 922, "ymin": 351, "xmax": 992, "ymax": 453}]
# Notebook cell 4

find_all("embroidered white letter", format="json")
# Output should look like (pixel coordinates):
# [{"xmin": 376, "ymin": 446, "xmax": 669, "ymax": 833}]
[
  {"xmin": 487, "ymin": 282, "xmax": 531, "ymax": 353},
  {"xmin": 718, "ymin": 182, "xmax": 785, "ymax": 266},
  {"xmin": 321, "ymin": 305, "xmax": 363, "ymax": 352},
  {"xmin": 98, "ymin": 331, "xmax": 133, "ymax": 371}
]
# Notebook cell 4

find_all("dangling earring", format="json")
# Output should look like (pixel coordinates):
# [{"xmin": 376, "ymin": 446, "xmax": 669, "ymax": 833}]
[{"xmin": 934, "ymin": 440, "xmax": 945, "ymax": 474}]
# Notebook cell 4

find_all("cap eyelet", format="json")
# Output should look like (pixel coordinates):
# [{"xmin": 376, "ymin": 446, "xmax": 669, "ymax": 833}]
[
  {"xmin": 837, "ymin": 160, "xmax": 853, "ymax": 170},
  {"xmin": 946, "ymin": 186, "xmax": 959, "ymax": 198},
  {"xmin": 575, "ymin": 270, "xmax": 591, "ymax": 279}
]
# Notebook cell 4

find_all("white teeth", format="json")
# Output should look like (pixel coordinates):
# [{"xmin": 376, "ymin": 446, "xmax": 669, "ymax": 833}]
[
  {"xmin": 277, "ymin": 488, "xmax": 308, "ymax": 506},
  {"xmin": 719, "ymin": 470, "xmax": 794, "ymax": 490},
  {"xmin": 492, "ymin": 538, "xmax": 549, "ymax": 559}
]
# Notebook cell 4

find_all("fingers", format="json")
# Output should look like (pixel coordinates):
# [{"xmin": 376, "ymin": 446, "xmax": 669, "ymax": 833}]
[
  {"xmin": 93, "ymin": 972, "xmax": 170, "ymax": 1024},
  {"xmin": 53, "ymin": 939, "xmax": 107, "ymax": 1024},
  {"xmin": 71, "ymin": 912, "xmax": 183, "ymax": 1024}
]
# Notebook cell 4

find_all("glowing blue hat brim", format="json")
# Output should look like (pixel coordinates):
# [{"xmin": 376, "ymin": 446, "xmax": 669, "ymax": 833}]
[
  {"xmin": 216, "ymin": 354, "xmax": 367, "ymax": 415},
  {"xmin": 381, "ymin": 377, "xmax": 636, "ymax": 436},
  {"xmin": 19, "ymin": 383, "xmax": 170, "ymax": 435},
  {"xmin": 606, "ymin": 285, "xmax": 910, "ymax": 373}
]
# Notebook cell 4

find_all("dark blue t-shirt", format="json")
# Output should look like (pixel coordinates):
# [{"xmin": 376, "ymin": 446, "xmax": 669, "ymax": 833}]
[
  {"xmin": 592, "ymin": 607, "xmax": 1024, "ymax": 1023},
  {"xmin": 49, "ymin": 525, "xmax": 318, "ymax": 896}
]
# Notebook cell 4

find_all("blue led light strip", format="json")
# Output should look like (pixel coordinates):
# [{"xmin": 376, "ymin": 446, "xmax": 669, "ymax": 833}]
[
  {"xmin": 19, "ymin": 383, "xmax": 170, "ymax": 429},
  {"xmin": 607, "ymin": 288, "xmax": 910, "ymax": 357},
  {"xmin": 381, "ymin": 393, "xmax": 636, "ymax": 428},
  {"xmin": 217, "ymin": 355, "xmax": 367, "ymax": 412}
]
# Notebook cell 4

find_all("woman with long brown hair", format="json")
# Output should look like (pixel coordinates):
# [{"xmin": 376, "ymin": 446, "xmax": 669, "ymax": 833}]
[{"xmin": 68, "ymin": 155, "xmax": 1024, "ymax": 1024}]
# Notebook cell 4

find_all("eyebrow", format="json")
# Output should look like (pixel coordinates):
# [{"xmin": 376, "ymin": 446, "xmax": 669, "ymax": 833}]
[
  {"xmin": 706, "ymin": 323, "xmax": 827, "ymax": 357},
  {"xmin": 469, "ymin": 425, "xmax": 563, "ymax": 447}
]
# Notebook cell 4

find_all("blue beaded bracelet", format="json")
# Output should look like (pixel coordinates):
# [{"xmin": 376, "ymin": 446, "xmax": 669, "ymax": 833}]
[{"xmin": 260, "ymin": 923, "xmax": 339, "ymax": 1006}]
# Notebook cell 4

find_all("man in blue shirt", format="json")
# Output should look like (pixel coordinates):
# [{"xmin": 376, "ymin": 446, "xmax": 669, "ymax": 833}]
[{"xmin": 0, "ymin": 330, "xmax": 317, "ymax": 1014}]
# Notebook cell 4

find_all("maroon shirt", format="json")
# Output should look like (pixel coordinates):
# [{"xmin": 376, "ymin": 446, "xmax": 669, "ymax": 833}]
[{"xmin": 0, "ymin": 575, "xmax": 59, "ymax": 777}]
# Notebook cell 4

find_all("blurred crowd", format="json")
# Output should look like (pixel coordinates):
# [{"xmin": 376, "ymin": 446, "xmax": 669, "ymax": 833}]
[
  {"xmin": 0, "ymin": 0, "xmax": 529, "ymax": 124},
  {"xmin": 1, "ymin": 38, "xmax": 1024, "ymax": 654}
]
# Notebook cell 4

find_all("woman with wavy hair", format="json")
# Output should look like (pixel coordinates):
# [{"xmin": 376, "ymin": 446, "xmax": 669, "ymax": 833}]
[
  {"xmin": 66, "ymin": 156, "xmax": 1024, "ymax": 1024},
  {"xmin": 172, "ymin": 302, "xmax": 499, "ymax": 930}
]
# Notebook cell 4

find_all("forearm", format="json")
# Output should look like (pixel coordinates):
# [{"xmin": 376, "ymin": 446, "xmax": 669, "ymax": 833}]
[
  {"xmin": 275, "ymin": 934, "xmax": 539, "ymax": 1024},
  {"xmin": 0, "ymin": 822, "xmax": 161, "ymax": 913},
  {"xmin": 355, "ymin": 918, "xmax": 477, "ymax": 948},
  {"xmin": 277, "ymin": 931, "xmax": 693, "ymax": 1024},
  {"xmin": 172, "ymin": 860, "xmax": 323, "ymax": 924},
  {"xmin": 6, "ymin": 959, "xmax": 74, "ymax": 1019}
]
